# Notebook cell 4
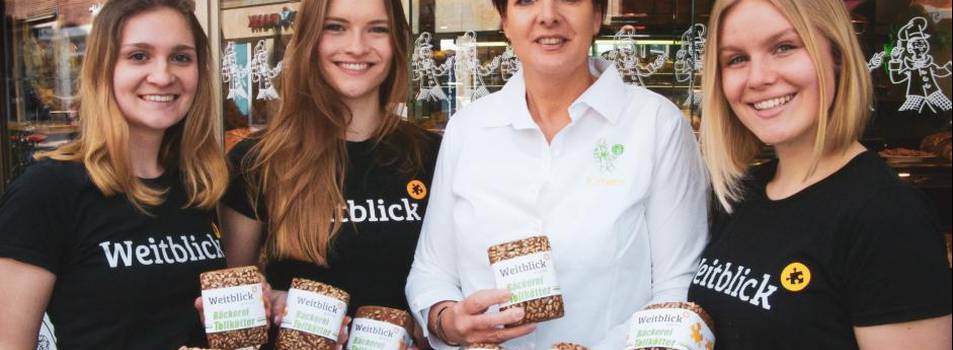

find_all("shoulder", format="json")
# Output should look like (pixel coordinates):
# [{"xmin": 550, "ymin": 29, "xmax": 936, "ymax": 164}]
[
  {"xmin": 627, "ymin": 85, "xmax": 687, "ymax": 129},
  {"xmin": 447, "ymin": 88, "xmax": 510, "ymax": 132},
  {"xmin": 13, "ymin": 159, "xmax": 89, "ymax": 192},
  {"xmin": 228, "ymin": 134, "xmax": 263, "ymax": 161},
  {"xmin": 226, "ymin": 134, "xmax": 264, "ymax": 173},
  {"xmin": 830, "ymin": 152, "xmax": 938, "ymax": 230},
  {"xmin": 1, "ymin": 159, "xmax": 89, "ymax": 210},
  {"xmin": 835, "ymin": 151, "xmax": 913, "ymax": 204}
]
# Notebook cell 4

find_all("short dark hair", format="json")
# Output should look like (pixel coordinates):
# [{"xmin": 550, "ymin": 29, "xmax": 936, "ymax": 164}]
[{"xmin": 490, "ymin": 0, "xmax": 609, "ymax": 19}]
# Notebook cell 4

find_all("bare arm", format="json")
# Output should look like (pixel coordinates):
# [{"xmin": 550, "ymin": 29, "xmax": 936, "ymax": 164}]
[
  {"xmin": 855, "ymin": 315, "xmax": 952, "ymax": 350},
  {"xmin": 0, "ymin": 258, "xmax": 55, "ymax": 349},
  {"xmin": 217, "ymin": 204, "xmax": 265, "ymax": 267}
]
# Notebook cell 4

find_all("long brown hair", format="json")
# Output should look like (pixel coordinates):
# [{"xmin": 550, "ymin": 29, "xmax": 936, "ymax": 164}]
[
  {"xmin": 245, "ymin": 0, "xmax": 422, "ymax": 266},
  {"xmin": 36, "ymin": 0, "xmax": 227, "ymax": 211}
]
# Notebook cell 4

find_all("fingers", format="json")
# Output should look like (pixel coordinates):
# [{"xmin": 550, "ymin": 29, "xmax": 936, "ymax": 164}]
[
  {"xmin": 460, "ymin": 289, "xmax": 510, "ymax": 315},
  {"xmin": 470, "ymin": 307, "xmax": 525, "ymax": 329},
  {"xmin": 271, "ymin": 290, "xmax": 288, "ymax": 325},
  {"xmin": 468, "ymin": 323, "xmax": 537, "ymax": 344},
  {"xmin": 336, "ymin": 316, "xmax": 351, "ymax": 348},
  {"xmin": 449, "ymin": 307, "xmax": 525, "ymax": 335},
  {"xmin": 194, "ymin": 297, "xmax": 204, "ymax": 322}
]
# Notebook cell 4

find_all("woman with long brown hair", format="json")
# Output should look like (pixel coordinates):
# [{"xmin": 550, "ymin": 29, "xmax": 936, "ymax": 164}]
[
  {"xmin": 220, "ymin": 0, "xmax": 439, "ymax": 346},
  {"xmin": 0, "ymin": 0, "xmax": 228, "ymax": 348}
]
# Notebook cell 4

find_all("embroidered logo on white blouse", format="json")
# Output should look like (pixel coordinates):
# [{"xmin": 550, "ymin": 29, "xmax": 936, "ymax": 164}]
[{"xmin": 593, "ymin": 138, "xmax": 625, "ymax": 173}]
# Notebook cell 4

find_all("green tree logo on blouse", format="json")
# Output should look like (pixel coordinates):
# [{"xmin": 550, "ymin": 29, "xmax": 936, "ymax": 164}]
[{"xmin": 594, "ymin": 139, "xmax": 625, "ymax": 172}]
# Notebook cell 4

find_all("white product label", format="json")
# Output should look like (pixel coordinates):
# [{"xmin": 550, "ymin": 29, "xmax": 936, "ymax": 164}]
[
  {"xmin": 491, "ymin": 251, "xmax": 561, "ymax": 307},
  {"xmin": 346, "ymin": 318, "xmax": 412, "ymax": 350},
  {"xmin": 624, "ymin": 308, "xmax": 715, "ymax": 350},
  {"xmin": 280, "ymin": 288, "xmax": 348, "ymax": 341},
  {"xmin": 201, "ymin": 284, "xmax": 267, "ymax": 333}
]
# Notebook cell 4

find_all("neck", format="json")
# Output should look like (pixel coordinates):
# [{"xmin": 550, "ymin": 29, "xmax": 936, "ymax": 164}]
[
  {"xmin": 128, "ymin": 127, "xmax": 165, "ymax": 179},
  {"xmin": 343, "ymin": 91, "xmax": 383, "ymax": 142},
  {"xmin": 523, "ymin": 61, "xmax": 595, "ymax": 142},
  {"xmin": 768, "ymin": 140, "xmax": 865, "ymax": 200}
]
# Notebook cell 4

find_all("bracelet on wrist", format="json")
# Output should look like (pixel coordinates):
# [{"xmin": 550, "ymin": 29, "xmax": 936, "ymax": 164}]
[{"xmin": 435, "ymin": 304, "xmax": 461, "ymax": 347}]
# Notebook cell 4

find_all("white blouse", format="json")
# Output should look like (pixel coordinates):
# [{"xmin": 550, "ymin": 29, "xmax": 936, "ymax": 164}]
[{"xmin": 406, "ymin": 59, "xmax": 709, "ymax": 350}]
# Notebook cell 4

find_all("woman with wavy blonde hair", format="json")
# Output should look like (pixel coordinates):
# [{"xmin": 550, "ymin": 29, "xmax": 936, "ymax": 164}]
[
  {"xmin": 0, "ymin": 0, "xmax": 228, "ymax": 348},
  {"xmin": 220, "ymin": 0, "xmax": 439, "ymax": 346},
  {"xmin": 688, "ymin": 0, "xmax": 951, "ymax": 348}
]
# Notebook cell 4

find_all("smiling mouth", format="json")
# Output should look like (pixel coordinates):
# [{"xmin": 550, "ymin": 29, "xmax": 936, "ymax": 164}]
[
  {"xmin": 337, "ymin": 62, "xmax": 373, "ymax": 72},
  {"xmin": 535, "ymin": 36, "xmax": 567, "ymax": 46},
  {"xmin": 751, "ymin": 94, "xmax": 794, "ymax": 111},
  {"xmin": 140, "ymin": 94, "xmax": 177, "ymax": 103}
]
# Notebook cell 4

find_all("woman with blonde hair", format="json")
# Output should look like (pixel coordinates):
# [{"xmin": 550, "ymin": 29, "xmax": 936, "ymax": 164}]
[
  {"xmin": 220, "ymin": 0, "xmax": 439, "ymax": 345},
  {"xmin": 0, "ymin": 0, "xmax": 228, "ymax": 348},
  {"xmin": 688, "ymin": 0, "xmax": 952, "ymax": 348}
]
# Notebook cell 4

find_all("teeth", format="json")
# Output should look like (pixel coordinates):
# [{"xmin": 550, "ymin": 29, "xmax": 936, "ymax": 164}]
[
  {"xmin": 538, "ymin": 37, "xmax": 564, "ymax": 45},
  {"xmin": 142, "ymin": 95, "xmax": 175, "ymax": 102},
  {"xmin": 339, "ymin": 63, "xmax": 369, "ymax": 71},
  {"xmin": 753, "ymin": 95, "xmax": 793, "ymax": 110}
]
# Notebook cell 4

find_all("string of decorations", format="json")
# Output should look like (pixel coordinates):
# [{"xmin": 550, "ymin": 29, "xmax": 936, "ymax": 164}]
[{"xmin": 221, "ymin": 19, "xmax": 950, "ymax": 115}]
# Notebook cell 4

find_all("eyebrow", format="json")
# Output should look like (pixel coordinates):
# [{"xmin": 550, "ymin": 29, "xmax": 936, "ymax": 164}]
[
  {"xmin": 325, "ymin": 17, "xmax": 389, "ymax": 25},
  {"xmin": 120, "ymin": 43, "xmax": 196, "ymax": 51},
  {"xmin": 719, "ymin": 28, "xmax": 798, "ymax": 53}
]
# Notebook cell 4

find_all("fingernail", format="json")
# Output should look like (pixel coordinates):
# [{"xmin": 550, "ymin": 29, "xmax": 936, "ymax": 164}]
[{"xmin": 513, "ymin": 308, "xmax": 525, "ymax": 319}]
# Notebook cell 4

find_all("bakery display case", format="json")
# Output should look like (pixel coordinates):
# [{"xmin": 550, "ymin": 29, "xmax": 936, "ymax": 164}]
[
  {"xmin": 1, "ymin": 0, "xmax": 97, "ymax": 185},
  {"xmin": 405, "ymin": 0, "xmax": 711, "ymax": 131}
]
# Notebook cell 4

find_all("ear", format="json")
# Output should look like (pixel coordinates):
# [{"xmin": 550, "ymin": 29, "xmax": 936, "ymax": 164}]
[
  {"xmin": 500, "ymin": 15, "xmax": 511, "ymax": 41},
  {"xmin": 592, "ymin": 6, "xmax": 603, "ymax": 33}
]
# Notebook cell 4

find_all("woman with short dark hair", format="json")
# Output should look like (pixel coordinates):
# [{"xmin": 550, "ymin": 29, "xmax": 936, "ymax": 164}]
[{"xmin": 406, "ymin": 0, "xmax": 708, "ymax": 348}]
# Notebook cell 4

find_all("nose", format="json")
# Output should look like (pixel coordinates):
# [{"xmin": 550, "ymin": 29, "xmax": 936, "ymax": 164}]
[
  {"xmin": 538, "ymin": 0, "xmax": 560, "ymax": 27},
  {"xmin": 345, "ymin": 30, "xmax": 369, "ymax": 55},
  {"xmin": 746, "ymin": 56, "xmax": 777, "ymax": 89},
  {"xmin": 146, "ymin": 61, "xmax": 175, "ymax": 86}
]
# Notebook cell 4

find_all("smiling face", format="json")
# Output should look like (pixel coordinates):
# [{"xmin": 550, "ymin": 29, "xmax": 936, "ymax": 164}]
[
  {"xmin": 501, "ymin": 0, "xmax": 602, "ymax": 77},
  {"xmin": 112, "ymin": 6, "xmax": 198, "ymax": 139},
  {"xmin": 317, "ymin": 0, "xmax": 393, "ymax": 105},
  {"xmin": 718, "ymin": 0, "xmax": 836, "ymax": 152}
]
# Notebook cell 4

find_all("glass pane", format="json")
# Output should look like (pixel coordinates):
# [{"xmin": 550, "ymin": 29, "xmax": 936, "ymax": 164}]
[
  {"xmin": 406, "ymin": 0, "xmax": 712, "ymax": 131},
  {"xmin": 2, "ymin": 0, "xmax": 96, "ymax": 183}
]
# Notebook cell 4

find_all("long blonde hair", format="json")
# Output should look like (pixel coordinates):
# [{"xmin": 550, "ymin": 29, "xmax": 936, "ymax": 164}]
[
  {"xmin": 700, "ymin": 0, "xmax": 872, "ymax": 212},
  {"xmin": 244, "ymin": 0, "xmax": 420, "ymax": 266},
  {"xmin": 36, "ymin": 0, "xmax": 227, "ymax": 212}
]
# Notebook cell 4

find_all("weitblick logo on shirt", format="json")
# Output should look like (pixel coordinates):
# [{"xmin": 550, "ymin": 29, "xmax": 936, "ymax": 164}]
[
  {"xmin": 337, "ymin": 198, "xmax": 421, "ymax": 223},
  {"xmin": 691, "ymin": 258, "xmax": 779, "ymax": 310},
  {"xmin": 98, "ymin": 234, "xmax": 224, "ymax": 268}
]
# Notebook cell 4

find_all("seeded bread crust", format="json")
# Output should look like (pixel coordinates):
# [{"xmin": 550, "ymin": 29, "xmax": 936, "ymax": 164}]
[
  {"xmin": 354, "ymin": 305, "xmax": 415, "ymax": 335},
  {"xmin": 276, "ymin": 279, "xmax": 351, "ymax": 350},
  {"xmin": 488, "ymin": 236, "xmax": 565, "ymax": 326},
  {"xmin": 200, "ymin": 266, "xmax": 268, "ymax": 349},
  {"xmin": 637, "ymin": 302, "xmax": 715, "ymax": 350}
]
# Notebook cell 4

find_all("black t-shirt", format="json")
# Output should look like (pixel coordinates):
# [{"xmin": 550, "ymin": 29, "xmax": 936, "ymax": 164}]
[
  {"xmin": 0, "ymin": 159, "xmax": 226, "ymax": 349},
  {"xmin": 688, "ymin": 151, "xmax": 952, "ymax": 350},
  {"xmin": 222, "ymin": 126, "xmax": 440, "ymax": 316}
]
